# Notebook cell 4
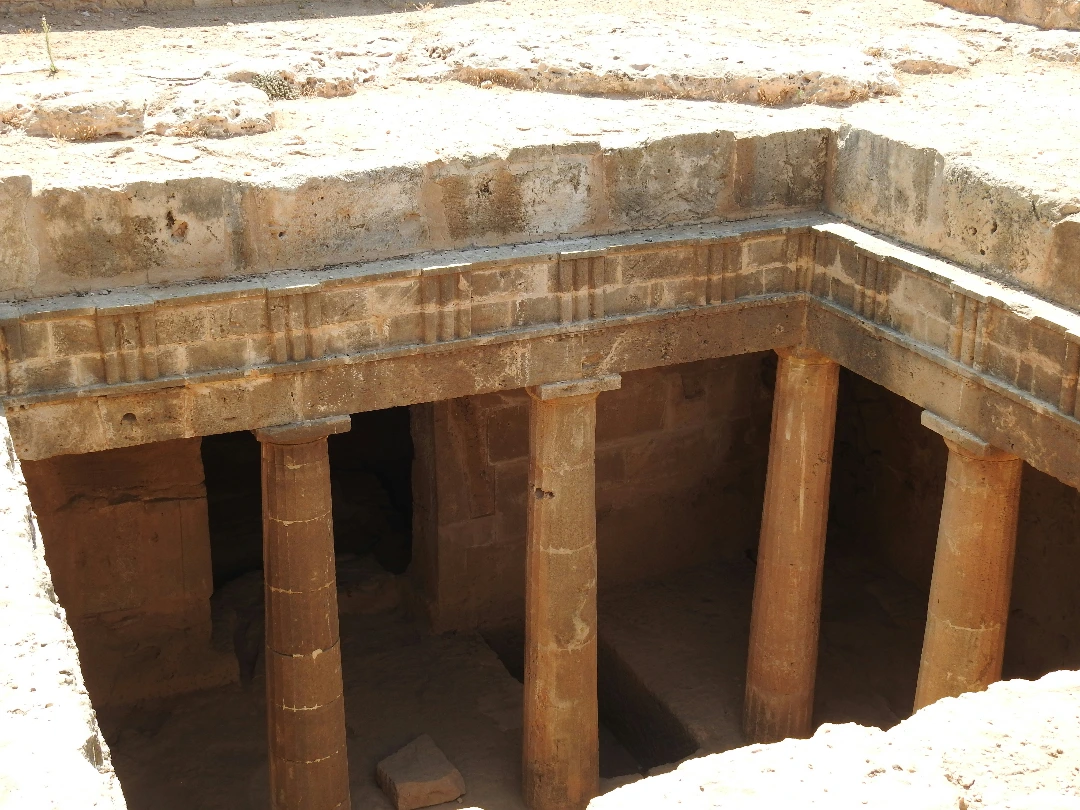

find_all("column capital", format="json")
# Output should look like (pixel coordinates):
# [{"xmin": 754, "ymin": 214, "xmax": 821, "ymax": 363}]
[
  {"xmin": 775, "ymin": 346, "xmax": 834, "ymax": 365},
  {"xmin": 254, "ymin": 414, "xmax": 352, "ymax": 445},
  {"xmin": 527, "ymin": 374, "xmax": 621, "ymax": 402},
  {"xmin": 920, "ymin": 411, "xmax": 1018, "ymax": 461}
]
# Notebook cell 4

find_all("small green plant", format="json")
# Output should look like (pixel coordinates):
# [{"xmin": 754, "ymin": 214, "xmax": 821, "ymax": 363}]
[
  {"xmin": 41, "ymin": 16, "xmax": 58, "ymax": 75},
  {"xmin": 251, "ymin": 72, "xmax": 298, "ymax": 101}
]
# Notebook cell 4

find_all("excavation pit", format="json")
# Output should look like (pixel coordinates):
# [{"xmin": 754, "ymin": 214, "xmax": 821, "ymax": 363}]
[{"xmin": 2, "ymin": 0, "xmax": 1080, "ymax": 807}]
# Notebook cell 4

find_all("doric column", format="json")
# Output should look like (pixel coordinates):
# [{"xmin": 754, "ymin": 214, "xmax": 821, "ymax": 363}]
[
  {"xmin": 523, "ymin": 374, "xmax": 620, "ymax": 810},
  {"xmin": 255, "ymin": 416, "xmax": 352, "ymax": 810},
  {"xmin": 744, "ymin": 347, "xmax": 839, "ymax": 744},
  {"xmin": 914, "ymin": 412, "xmax": 1022, "ymax": 711}
]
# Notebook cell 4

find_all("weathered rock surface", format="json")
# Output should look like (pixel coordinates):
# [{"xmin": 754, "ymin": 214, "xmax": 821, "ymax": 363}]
[
  {"xmin": 376, "ymin": 734, "xmax": 467, "ymax": 810},
  {"xmin": 931, "ymin": 0, "xmax": 1080, "ymax": 31},
  {"xmin": 591, "ymin": 670, "xmax": 1080, "ymax": 810},
  {"xmin": 410, "ymin": 19, "xmax": 900, "ymax": 105},
  {"xmin": 22, "ymin": 92, "xmax": 145, "ymax": 139},
  {"xmin": 0, "ymin": 414, "xmax": 127, "ymax": 809},
  {"xmin": 1029, "ymin": 31, "xmax": 1080, "ymax": 62},
  {"xmin": 146, "ymin": 80, "xmax": 274, "ymax": 137},
  {"xmin": 866, "ymin": 32, "xmax": 977, "ymax": 73},
  {"xmin": 0, "ymin": 82, "xmax": 146, "ymax": 140}
]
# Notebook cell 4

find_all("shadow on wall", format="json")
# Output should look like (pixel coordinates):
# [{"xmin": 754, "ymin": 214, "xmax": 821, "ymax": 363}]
[
  {"xmin": 827, "ymin": 368, "xmax": 1080, "ymax": 686},
  {"xmin": 202, "ymin": 406, "xmax": 415, "ymax": 589}
]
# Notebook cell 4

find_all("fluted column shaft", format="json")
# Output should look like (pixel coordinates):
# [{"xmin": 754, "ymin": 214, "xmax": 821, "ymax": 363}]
[
  {"xmin": 744, "ymin": 347, "xmax": 839, "ymax": 744},
  {"xmin": 256, "ymin": 416, "xmax": 352, "ymax": 810},
  {"xmin": 523, "ymin": 375, "xmax": 620, "ymax": 810},
  {"xmin": 914, "ymin": 412, "xmax": 1022, "ymax": 711}
]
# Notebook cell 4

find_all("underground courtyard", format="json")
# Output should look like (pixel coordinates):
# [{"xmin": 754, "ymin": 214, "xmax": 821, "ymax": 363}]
[{"xmin": 1, "ymin": 0, "xmax": 1080, "ymax": 808}]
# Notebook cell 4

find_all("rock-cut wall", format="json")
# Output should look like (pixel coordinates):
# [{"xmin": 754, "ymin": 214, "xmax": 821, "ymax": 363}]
[
  {"xmin": 0, "ymin": 413, "xmax": 127, "ymax": 809},
  {"xmin": 933, "ymin": 0, "xmax": 1080, "ymax": 30}
]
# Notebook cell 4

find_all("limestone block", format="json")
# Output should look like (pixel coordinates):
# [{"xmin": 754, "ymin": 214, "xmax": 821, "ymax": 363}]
[
  {"xmin": 829, "ymin": 127, "xmax": 1064, "ymax": 305},
  {"xmin": 734, "ymin": 129, "xmax": 830, "ymax": 212},
  {"xmin": 0, "ymin": 176, "xmax": 40, "ymax": 296},
  {"xmin": 21, "ymin": 91, "xmax": 145, "ymax": 140},
  {"xmin": 602, "ymin": 132, "xmax": 736, "ymax": 228},
  {"xmin": 430, "ymin": 144, "xmax": 599, "ymax": 248},
  {"xmin": 146, "ymin": 80, "xmax": 274, "ymax": 137},
  {"xmin": 247, "ymin": 165, "xmax": 427, "ymax": 272},
  {"xmin": 1049, "ymin": 213, "xmax": 1080, "ymax": 294},
  {"xmin": 31, "ymin": 177, "xmax": 247, "ymax": 296},
  {"xmin": 376, "ymin": 735, "xmax": 466, "ymax": 810}
]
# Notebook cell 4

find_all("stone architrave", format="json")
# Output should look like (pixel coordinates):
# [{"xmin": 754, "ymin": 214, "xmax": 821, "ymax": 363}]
[
  {"xmin": 744, "ymin": 347, "xmax": 840, "ymax": 744},
  {"xmin": 523, "ymin": 375, "xmax": 621, "ymax": 810},
  {"xmin": 255, "ymin": 416, "xmax": 353, "ymax": 810},
  {"xmin": 914, "ymin": 411, "xmax": 1023, "ymax": 711}
]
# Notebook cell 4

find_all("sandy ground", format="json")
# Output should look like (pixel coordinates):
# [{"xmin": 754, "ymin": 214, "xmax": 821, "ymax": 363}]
[{"xmin": 0, "ymin": 0, "xmax": 1076, "ymax": 203}]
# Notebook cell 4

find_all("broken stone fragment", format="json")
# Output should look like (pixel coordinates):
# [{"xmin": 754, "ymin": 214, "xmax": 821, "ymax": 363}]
[
  {"xmin": 375, "ymin": 735, "xmax": 466, "ymax": 810},
  {"xmin": 22, "ymin": 92, "xmax": 146, "ymax": 140}
]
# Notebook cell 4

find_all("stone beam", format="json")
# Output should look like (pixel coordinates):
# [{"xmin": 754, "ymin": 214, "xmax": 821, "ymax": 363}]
[
  {"xmin": 807, "ymin": 304, "xmax": 1080, "ymax": 491},
  {"xmin": 6, "ymin": 298, "xmax": 806, "ymax": 459},
  {"xmin": 7, "ymin": 216, "xmax": 1080, "ymax": 502}
]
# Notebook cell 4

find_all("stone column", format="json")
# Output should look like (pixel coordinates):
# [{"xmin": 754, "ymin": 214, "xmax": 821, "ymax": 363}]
[
  {"xmin": 913, "ymin": 412, "xmax": 1022, "ymax": 712},
  {"xmin": 255, "ymin": 416, "xmax": 352, "ymax": 810},
  {"xmin": 744, "ymin": 347, "xmax": 839, "ymax": 744},
  {"xmin": 523, "ymin": 374, "xmax": 621, "ymax": 810}
]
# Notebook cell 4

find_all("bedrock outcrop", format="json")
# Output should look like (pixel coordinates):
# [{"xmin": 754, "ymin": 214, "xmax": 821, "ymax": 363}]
[{"xmin": 592, "ymin": 670, "xmax": 1080, "ymax": 809}]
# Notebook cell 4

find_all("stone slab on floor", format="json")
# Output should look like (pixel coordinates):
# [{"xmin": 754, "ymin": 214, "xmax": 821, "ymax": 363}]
[
  {"xmin": 376, "ymin": 734, "xmax": 467, "ymax": 810},
  {"xmin": 590, "ymin": 669, "xmax": 1080, "ymax": 809}
]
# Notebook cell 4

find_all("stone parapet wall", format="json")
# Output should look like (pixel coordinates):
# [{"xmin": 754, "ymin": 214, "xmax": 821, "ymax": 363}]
[
  {"xmin": 1, "ymin": 122, "xmax": 1074, "ymax": 317},
  {"xmin": 0, "ymin": 127, "xmax": 827, "ymax": 302},
  {"xmin": 932, "ymin": 0, "xmax": 1080, "ymax": 29},
  {"xmin": 0, "ymin": 413, "xmax": 127, "ymax": 809},
  {"xmin": 829, "ymin": 127, "xmax": 1080, "ymax": 312}
]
